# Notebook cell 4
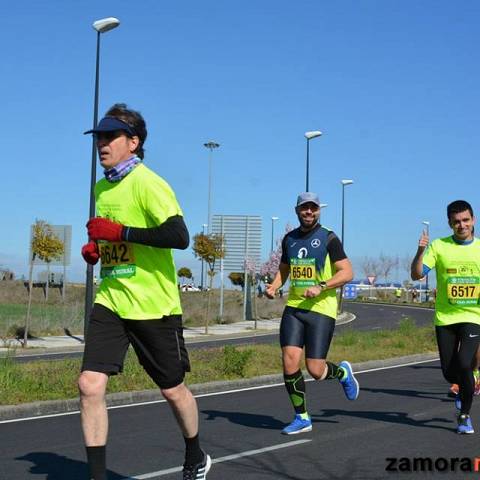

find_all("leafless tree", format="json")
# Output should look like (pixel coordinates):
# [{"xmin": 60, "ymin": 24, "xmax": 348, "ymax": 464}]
[
  {"xmin": 379, "ymin": 253, "xmax": 398, "ymax": 286},
  {"xmin": 360, "ymin": 256, "xmax": 380, "ymax": 281}
]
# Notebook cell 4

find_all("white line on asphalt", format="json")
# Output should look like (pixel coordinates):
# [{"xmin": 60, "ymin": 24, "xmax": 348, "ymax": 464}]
[
  {"xmin": 355, "ymin": 357, "xmax": 440, "ymax": 374},
  {"xmin": 127, "ymin": 439, "xmax": 312, "ymax": 479},
  {"xmin": 0, "ymin": 358, "xmax": 440, "ymax": 424}
]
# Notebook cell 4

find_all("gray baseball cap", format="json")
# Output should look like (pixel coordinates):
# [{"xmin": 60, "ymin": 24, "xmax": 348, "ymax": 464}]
[{"xmin": 296, "ymin": 192, "xmax": 320, "ymax": 207}]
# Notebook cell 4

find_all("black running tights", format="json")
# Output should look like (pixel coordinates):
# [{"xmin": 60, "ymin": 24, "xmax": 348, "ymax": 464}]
[{"xmin": 435, "ymin": 323, "xmax": 480, "ymax": 414}]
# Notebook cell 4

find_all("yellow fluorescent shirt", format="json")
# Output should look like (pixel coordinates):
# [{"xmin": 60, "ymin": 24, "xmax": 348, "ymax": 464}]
[
  {"xmin": 94, "ymin": 164, "xmax": 183, "ymax": 319},
  {"xmin": 423, "ymin": 236, "xmax": 480, "ymax": 326}
]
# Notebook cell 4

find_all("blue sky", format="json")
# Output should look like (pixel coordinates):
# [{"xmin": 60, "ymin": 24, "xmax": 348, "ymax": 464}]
[{"xmin": 2, "ymin": 1, "xmax": 479, "ymax": 284}]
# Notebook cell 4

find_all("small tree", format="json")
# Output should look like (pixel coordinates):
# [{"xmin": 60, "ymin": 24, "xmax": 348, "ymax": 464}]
[
  {"xmin": 260, "ymin": 223, "xmax": 292, "ymax": 284},
  {"xmin": 177, "ymin": 267, "xmax": 192, "ymax": 285},
  {"xmin": 244, "ymin": 257, "xmax": 258, "ymax": 323},
  {"xmin": 192, "ymin": 233, "xmax": 225, "ymax": 333},
  {"xmin": 25, "ymin": 220, "xmax": 64, "ymax": 346},
  {"xmin": 379, "ymin": 253, "xmax": 398, "ymax": 286},
  {"xmin": 228, "ymin": 272, "xmax": 245, "ymax": 289}
]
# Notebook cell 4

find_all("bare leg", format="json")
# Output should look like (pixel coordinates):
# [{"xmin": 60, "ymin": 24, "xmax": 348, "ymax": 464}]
[
  {"xmin": 78, "ymin": 371, "xmax": 109, "ymax": 446},
  {"xmin": 161, "ymin": 382, "xmax": 199, "ymax": 437},
  {"xmin": 282, "ymin": 346, "xmax": 303, "ymax": 375},
  {"xmin": 305, "ymin": 358, "xmax": 328, "ymax": 380}
]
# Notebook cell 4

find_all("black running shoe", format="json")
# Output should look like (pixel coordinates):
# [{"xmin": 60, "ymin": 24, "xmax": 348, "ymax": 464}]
[{"xmin": 183, "ymin": 451, "xmax": 211, "ymax": 480}]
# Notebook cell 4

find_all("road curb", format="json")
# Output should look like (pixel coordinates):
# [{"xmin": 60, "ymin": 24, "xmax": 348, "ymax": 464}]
[{"xmin": 0, "ymin": 352, "xmax": 438, "ymax": 422}]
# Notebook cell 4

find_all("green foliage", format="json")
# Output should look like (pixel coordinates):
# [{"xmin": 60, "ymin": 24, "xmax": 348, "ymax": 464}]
[
  {"xmin": 177, "ymin": 267, "xmax": 192, "ymax": 282},
  {"xmin": 222, "ymin": 345, "xmax": 254, "ymax": 378},
  {"xmin": 31, "ymin": 220, "xmax": 64, "ymax": 263},
  {"xmin": 192, "ymin": 233, "xmax": 225, "ymax": 276},
  {"xmin": 228, "ymin": 272, "xmax": 245, "ymax": 288}
]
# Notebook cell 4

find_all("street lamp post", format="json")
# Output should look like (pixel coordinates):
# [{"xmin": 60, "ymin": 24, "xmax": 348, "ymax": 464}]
[
  {"xmin": 204, "ymin": 141, "xmax": 220, "ymax": 233},
  {"xmin": 339, "ymin": 180, "xmax": 353, "ymax": 314},
  {"xmin": 304, "ymin": 131, "xmax": 322, "ymax": 192},
  {"xmin": 319, "ymin": 203, "xmax": 328, "ymax": 223},
  {"xmin": 200, "ymin": 223, "xmax": 207, "ymax": 290},
  {"xmin": 270, "ymin": 216, "xmax": 279, "ymax": 253},
  {"xmin": 422, "ymin": 220, "xmax": 430, "ymax": 302},
  {"xmin": 84, "ymin": 17, "xmax": 120, "ymax": 337}
]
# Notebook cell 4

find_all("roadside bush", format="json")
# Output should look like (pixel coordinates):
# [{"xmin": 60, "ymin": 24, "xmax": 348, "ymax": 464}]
[{"xmin": 222, "ymin": 345, "xmax": 254, "ymax": 378}]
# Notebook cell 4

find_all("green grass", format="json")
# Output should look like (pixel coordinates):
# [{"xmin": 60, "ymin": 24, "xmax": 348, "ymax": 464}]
[{"xmin": 0, "ymin": 323, "xmax": 437, "ymax": 406}]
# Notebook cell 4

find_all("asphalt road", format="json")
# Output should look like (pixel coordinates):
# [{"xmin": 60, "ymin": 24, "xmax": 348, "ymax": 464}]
[
  {"xmin": 2, "ymin": 358, "xmax": 479, "ymax": 480},
  {"xmin": 13, "ymin": 302, "xmax": 434, "ymax": 363}
]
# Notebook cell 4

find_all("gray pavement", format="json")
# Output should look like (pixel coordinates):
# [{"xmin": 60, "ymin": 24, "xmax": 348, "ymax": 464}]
[
  {"xmin": 0, "ymin": 312, "xmax": 359, "ymax": 421},
  {"xmin": 0, "ymin": 312, "xmax": 355, "ymax": 355}
]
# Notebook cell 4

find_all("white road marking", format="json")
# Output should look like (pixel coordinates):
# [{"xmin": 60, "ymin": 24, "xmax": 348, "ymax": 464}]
[
  {"xmin": 128, "ymin": 439, "xmax": 312, "ymax": 479},
  {"xmin": 0, "ymin": 358, "xmax": 440, "ymax": 424}
]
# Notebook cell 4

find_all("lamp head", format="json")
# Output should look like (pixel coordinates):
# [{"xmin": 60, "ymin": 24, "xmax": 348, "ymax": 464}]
[
  {"xmin": 271, "ymin": 216, "xmax": 279, "ymax": 221},
  {"xmin": 204, "ymin": 141, "xmax": 220, "ymax": 150},
  {"xmin": 93, "ymin": 17, "xmax": 120, "ymax": 33},
  {"xmin": 304, "ymin": 131, "xmax": 322, "ymax": 140},
  {"xmin": 341, "ymin": 179, "xmax": 354, "ymax": 186}
]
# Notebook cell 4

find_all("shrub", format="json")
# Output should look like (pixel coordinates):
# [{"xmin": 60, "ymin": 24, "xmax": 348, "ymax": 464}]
[{"xmin": 222, "ymin": 345, "xmax": 254, "ymax": 378}]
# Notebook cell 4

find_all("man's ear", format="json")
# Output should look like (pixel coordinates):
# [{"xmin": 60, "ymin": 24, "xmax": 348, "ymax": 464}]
[{"xmin": 129, "ymin": 136, "xmax": 140, "ymax": 153}]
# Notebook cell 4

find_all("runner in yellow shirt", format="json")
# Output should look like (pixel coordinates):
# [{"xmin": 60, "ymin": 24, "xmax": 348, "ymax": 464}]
[
  {"xmin": 266, "ymin": 192, "xmax": 359, "ymax": 435},
  {"xmin": 79, "ymin": 104, "xmax": 210, "ymax": 479},
  {"xmin": 411, "ymin": 200, "xmax": 480, "ymax": 434}
]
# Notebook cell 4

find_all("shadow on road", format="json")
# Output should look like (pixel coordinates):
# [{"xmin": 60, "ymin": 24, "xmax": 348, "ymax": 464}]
[
  {"xmin": 315, "ymin": 409, "xmax": 453, "ymax": 432},
  {"xmin": 360, "ymin": 385, "xmax": 452, "ymax": 404},
  {"xmin": 203, "ymin": 409, "xmax": 286, "ymax": 429},
  {"xmin": 16, "ymin": 452, "xmax": 125, "ymax": 480}
]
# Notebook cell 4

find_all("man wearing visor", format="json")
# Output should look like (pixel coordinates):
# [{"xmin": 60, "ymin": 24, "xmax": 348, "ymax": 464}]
[
  {"xmin": 79, "ymin": 104, "xmax": 211, "ymax": 479},
  {"xmin": 266, "ymin": 192, "xmax": 359, "ymax": 435}
]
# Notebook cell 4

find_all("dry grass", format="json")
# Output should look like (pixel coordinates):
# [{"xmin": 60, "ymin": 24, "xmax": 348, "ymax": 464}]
[{"xmin": 0, "ymin": 281, "xmax": 286, "ymax": 337}]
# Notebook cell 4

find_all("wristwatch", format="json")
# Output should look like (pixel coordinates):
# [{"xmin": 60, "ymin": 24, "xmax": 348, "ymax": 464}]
[{"xmin": 318, "ymin": 281, "xmax": 327, "ymax": 291}]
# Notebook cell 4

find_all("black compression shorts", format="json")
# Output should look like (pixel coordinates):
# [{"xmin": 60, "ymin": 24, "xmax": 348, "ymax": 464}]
[
  {"xmin": 280, "ymin": 305, "xmax": 335, "ymax": 359},
  {"xmin": 81, "ymin": 304, "xmax": 191, "ymax": 389}
]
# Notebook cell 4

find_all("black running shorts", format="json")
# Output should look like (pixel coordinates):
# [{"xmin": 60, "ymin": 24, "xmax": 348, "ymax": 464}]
[
  {"xmin": 81, "ymin": 304, "xmax": 191, "ymax": 389},
  {"xmin": 280, "ymin": 305, "xmax": 335, "ymax": 359}
]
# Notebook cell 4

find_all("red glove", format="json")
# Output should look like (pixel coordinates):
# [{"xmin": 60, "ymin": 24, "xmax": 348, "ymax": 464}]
[
  {"xmin": 87, "ymin": 217, "xmax": 124, "ymax": 242},
  {"xmin": 81, "ymin": 241, "xmax": 100, "ymax": 265}
]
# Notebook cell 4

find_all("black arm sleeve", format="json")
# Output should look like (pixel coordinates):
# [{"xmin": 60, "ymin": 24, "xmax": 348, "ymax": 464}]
[
  {"xmin": 327, "ymin": 232, "xmax": 347, "ymax": 262},
  {"xmin": 122, "ymin": 215, "xmax": 189, "ymax": 249}
]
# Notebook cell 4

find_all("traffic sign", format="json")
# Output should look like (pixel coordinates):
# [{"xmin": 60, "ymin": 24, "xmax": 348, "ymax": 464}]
[{"xmin": 343, "ymin": 284, "xmax": 358, "ymax": 299}]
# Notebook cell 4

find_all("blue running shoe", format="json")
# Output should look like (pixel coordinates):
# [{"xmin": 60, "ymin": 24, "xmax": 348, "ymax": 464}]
[
  {"xmin": 281, "ymin": 414, "xmax": 312, "ymax": 435},
  {"xmin": 457, "ymin": 414, "xmax": 474, "ymax": 434},
  {"xmin": 455, "ymin": 394, "xmax": 462, "ymax": 411},
  {"xmin": 339, "ymin": 361, "xmax": 359, "ymax": 400}
]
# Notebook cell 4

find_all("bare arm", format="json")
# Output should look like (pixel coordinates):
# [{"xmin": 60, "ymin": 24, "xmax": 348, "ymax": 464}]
[
  {"xmin": 265, "ymin": 263, "xmax": 289, "ymax": 299},
  {"xmin": 411, "ymin": 230, "xmax": 429, "ymax": 280}
]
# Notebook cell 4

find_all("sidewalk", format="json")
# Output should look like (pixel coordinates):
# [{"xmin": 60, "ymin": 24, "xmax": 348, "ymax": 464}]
[{"xmin": 0, "ymin": 312, "xmax": 355, "ymax": 356}]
